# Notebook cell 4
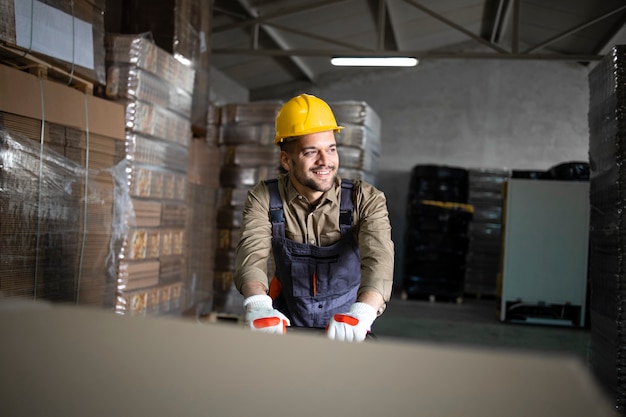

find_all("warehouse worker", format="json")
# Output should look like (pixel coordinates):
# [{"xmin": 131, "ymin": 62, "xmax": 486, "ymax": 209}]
[{"xmin": 234, "ymin": 93, "xmax": 394, "ymax": 342}]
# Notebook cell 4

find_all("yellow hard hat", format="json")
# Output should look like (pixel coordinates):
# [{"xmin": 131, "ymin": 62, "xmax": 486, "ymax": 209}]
[{"xmin": 274, "ymin": 94, "xmax": 344, "ymax": 145}]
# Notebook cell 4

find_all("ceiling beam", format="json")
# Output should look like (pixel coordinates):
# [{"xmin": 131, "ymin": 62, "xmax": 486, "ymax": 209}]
[
  {"xmin": 523, "ymin": 5, "xmax": 626, "ymax": 54},
  {"xmin": 212, "ymin": 47, "xmax": 602, "ymax": 61},
  {"xmin": 235, "ymin": 0, "xmax": 315, "ymax": 82},
  {"xmin": 511, "ymin": 0, "xmax": 519, "ymax": 53},
  {"xmin": 377, "ymin": 0, "xmax": 387, "ymax": 51},
  {"xmin": 262, "ymin": 22, "xmax": 372, "ymax": 51},
  {"xmin": 402, "ymin": 0, "xmax": 509, "ymax": 54},
  {"xmin": 213, "ymin": 0, "xmax": 348, "ymax": 33},
  {"xmin": 596, "ymin": 17, "xmax": 626, "ymax": 55},
  {"xmin": 489, "ymin": 0, "xmax": 508, "ymax": 44}
]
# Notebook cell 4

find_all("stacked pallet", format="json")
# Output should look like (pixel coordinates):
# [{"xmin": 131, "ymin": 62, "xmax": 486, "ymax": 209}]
[
  {"xmin": 0, "ymin": 64, "xmax": 125, "ymax": 305},
  {"xmin": 463, "ymin": 168, "xmax": 509, "ymax": 297},
  {"xmin": 331, "ymin": 101, "xmax": 381, "ymax": 186},
  {"xmin": 213, "ymin": 102, "xmax": 283, "ymax": 316},
  {"xmin": 402, "ymin": 165, "xmax": 473, "ymax": 302},
  {"xmin": 104, "ymin": 34, "xmax": 195, "ymax": 316},
  {"xmin": 587, "ymin": 45, "xmax": 626, "ymax": 412},
  {"xmin": 185, "ymin": 104, "xmax": 221, "ymax": 315}
]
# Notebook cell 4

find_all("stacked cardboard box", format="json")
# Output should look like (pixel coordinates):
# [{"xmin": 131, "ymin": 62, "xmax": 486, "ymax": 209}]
[
  {"xmin": 331, "ymin": 101, "xmax": 381, "ymax": 186},
  {"xmin": 117, "ymin": 0, "xmax": 213, "ymax": 136},
  {"xmin": 463, "ymin": 168, "xmax": 509, "ymax": 297},
  {"xmin": 185, "ymin": 104, "xmax": 221, "ymax": 314},
  {"xmin": 104, "ymin": 34, "xmax": 195, "ymax": 316},
  {"xmin": 0, "ymin": 64, "xmax": 125, "ymax": 306},
  {"xmin": 213, "ymin": 102, "xmax": 283, "ymax": 316},
  {"xmin": 587, "ymin": 45, "xmax": 626, "ymax": 411},
  {"xmin": 0, "ymin": 0, "xmax": 107, "ymax": 85}
]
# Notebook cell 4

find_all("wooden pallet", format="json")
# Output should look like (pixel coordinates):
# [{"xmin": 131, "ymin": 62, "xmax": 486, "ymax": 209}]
[
  {"xmin": 0, "ymin": 42, "xmax": 94, "ymax": 95},
  {"xmin": 206, "ymin": 312, "xmax": 243, "ymax": 325}
]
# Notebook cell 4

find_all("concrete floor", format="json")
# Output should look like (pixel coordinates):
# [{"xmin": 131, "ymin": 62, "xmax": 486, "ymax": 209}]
[{"xmin": 373, "ymin": 296, "xmax": 591, "ymax": 365}]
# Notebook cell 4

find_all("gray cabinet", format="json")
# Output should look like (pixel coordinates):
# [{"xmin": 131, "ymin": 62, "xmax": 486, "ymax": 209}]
[{"xmin": 499, "ymin": 179, "xmax": 589, "ymax": 327}]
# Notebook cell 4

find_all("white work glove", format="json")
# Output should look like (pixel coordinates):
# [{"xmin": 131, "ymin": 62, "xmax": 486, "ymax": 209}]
[
  {"xmin": 243, "ymin": 294, "xmax": 290, "ymax": 334},
  {"xmin": 326, "ymin": 302, "xmax": 377, "ymax": 342}
]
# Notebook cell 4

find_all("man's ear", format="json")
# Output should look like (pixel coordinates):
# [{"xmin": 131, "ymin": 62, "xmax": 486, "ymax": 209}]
[{"xmin": 279, "ymin": 150, "xmax": 290, "ymax": 172}]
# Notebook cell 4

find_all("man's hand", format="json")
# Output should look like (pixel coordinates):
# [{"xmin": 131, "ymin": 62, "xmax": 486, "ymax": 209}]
[
  {"xmin": 243, "ymin": 294, "xmax": 290, "ymax": 334},
  {"xmin": 326, "ymin": 302, "xmax": 377, "ymax": 342}
]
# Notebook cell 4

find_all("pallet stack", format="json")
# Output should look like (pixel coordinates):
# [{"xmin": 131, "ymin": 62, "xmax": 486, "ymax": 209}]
[
  {"xmin": 0, "ymin": 64, "xmax": 125, "ymax": 305},
  {"xmin": 0, "ymin": 0, "xmax": 125, "ymax": 307},
  {"xmin": 463, "ymin": 168, "xmax": 509, "ymax": 297},
  {"xmin": 0, "ymin": 0, "xmax": 107, "ymax": 87},
  {"xmin": 587, "ymin": 44, "xmax": 626, "ymax": 411},
  {"xmin": 212, "ymin": 102, "xmax": 283, "ymax": 316},
  {"xmin": 330, "ymin": 101, "xmax": 381, "ymax": 186},
  {"xmin": 402, "ymin": 165, "xmax": 473, "ymax": 302},
  {"xmin": 104, "ymin": 34, "xmax": 195, "ymax": 316}
]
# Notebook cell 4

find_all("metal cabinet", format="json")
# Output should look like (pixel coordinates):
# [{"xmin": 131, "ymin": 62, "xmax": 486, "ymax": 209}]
[{"xmin": 498, "ymin": 179, "xmax": 589, "ymax": 327}]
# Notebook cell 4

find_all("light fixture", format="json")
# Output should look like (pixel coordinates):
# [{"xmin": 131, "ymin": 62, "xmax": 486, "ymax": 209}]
[{"xmin": 330, "ymin": 57, "xmax": 418, "ymax": 67}]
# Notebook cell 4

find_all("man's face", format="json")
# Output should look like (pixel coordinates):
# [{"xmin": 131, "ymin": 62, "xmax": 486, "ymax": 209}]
[{"xmin": 280, "ymin": 130, "xmax": 339, "ymax": 199}]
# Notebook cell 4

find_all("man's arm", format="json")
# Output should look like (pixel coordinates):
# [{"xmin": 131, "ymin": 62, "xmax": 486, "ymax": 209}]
[
  {"xmin": 234, "ymin": 182, "xmax": 273, "ymax": 294},
  {"xmin": 356, "ymin": 290, "xmax": 385, "ymax": 314},
  {"xmin": 355, "ymin": 183, "xmax": 395, "ymax": 309},
  {"xmin": 241, "ymin": 281, "xmax": 269, "ymax": 298}
]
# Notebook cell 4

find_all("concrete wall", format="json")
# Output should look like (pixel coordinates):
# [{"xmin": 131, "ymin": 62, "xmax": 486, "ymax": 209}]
[{"xmin": 211, "ymin": 57, "xmax": 593, "ymax": 293}]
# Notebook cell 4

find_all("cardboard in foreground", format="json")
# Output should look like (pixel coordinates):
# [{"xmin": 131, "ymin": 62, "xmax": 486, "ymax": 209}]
[{"xmin": 0, "ymin": 300, "xmax": 616, "ymax": 417}]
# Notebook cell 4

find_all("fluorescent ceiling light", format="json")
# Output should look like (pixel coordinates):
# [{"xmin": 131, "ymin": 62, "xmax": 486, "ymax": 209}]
[{"xmin": 330, "ymin": 57, "xmax": 418, "ymax": 67}]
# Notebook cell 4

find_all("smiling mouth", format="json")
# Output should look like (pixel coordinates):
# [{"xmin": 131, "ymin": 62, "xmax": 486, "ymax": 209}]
[{"xmin": 311, "ymin": 166, "xmax": 335, "ymax": 176}]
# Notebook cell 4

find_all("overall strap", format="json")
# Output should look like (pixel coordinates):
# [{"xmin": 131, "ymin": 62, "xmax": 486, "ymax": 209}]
[
  {"xmin": 339, "ymin": 178, "xmax": 354, "ymax": 234},
  {"xmin": 266, "ymin": 178, "xmax": 354, "ymax": 238},
  {"xmin": 265, "ymin": 179, "xmax": 285, "ymax": 238}
]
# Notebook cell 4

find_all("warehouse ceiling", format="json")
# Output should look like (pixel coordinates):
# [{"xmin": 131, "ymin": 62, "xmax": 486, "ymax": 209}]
[{"xmin": 210, "ymin": 0, "xmax": 626, "ymax": 99}]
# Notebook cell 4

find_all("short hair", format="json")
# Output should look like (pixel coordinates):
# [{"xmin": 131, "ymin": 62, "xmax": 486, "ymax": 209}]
[{"xmin": 278, "ymin": 136, "xmax": 301, "ymax": 151}]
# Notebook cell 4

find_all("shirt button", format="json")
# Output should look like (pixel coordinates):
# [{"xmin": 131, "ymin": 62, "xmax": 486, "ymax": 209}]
[
  {"xmin": 318, "ymin": 304, "xmax": 323, "ymax": 309},
  {"xmin": 310, "ymin": 239, "xmax": 315, "ymax": 245},
  {"xmin": 298, "ymin": 195, "xmax": 303, "ymax": 199}
]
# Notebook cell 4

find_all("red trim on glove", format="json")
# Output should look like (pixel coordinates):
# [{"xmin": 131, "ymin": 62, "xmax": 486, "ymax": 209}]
[
  {"xmin": 253, "ymin": 317, "xmax": 281, "ymax": 328},
  {"xmin": 333, "ymin": 314, "xmax": 359, "ymax": 326}
]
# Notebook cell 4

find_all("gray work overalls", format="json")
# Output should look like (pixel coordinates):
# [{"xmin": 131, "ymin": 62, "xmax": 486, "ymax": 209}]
[{"xmin": 266, "ymin": 179, "xmax": 361, "ymax": 328}]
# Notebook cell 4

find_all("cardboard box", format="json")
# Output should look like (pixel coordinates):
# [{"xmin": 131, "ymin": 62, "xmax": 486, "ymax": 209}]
[
  {"xmin": 0, "ymin": 65, "xmax": 124, "ymax": 138},
  {"xmin": 0, "ymin": 302, "xmax": 616, "ymax": 417},
  {"xmin": 0, "ymin": 64, "xmax": 125, "ymax": 306},
  {"xmin": 0, "ymin": 0, "xmax": 107, "ymax": 84}
]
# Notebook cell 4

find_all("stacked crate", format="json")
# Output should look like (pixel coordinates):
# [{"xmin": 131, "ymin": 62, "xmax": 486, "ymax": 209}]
[
  {"xmin": 402, "ymin": 165, "xmax": 473, "ymax": 302},
  {"xmin": 213, "ymin": 102, "xmax": 283, "ymax": 316},
  {"xmin": 463, "ymin": 168, "xmax": 509, "ymax": 297},
  {"xmin": 587, "ymin": 45, "xmax": 626, "ymax": 411},
  {"xmin": 185, "ymin": 104, "xmax": 221, "ymax": 315},
  {"xmin": 104, "ymin": 34, "xmax": 195, "ymax": 316},
  {"xmin": 331, "ymin": 101, "xmax": 381, "ymax": 186}
]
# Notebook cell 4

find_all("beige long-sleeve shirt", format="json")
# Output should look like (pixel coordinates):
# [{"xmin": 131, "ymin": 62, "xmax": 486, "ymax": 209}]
[{"xmin": 234, "ymin": 174, "xmax": 394, "ymax": 303}]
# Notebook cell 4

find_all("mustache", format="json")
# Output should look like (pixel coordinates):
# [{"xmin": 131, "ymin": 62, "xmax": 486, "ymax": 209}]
[{"xmin": 310, "ymin": 165, "xmax": 336, "ymax": 171}]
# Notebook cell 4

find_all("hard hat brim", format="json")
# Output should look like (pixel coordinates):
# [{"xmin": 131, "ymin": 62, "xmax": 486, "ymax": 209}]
[{"xmin": 275, "ymin": 125, "xmax": 344, "ymax": 145}]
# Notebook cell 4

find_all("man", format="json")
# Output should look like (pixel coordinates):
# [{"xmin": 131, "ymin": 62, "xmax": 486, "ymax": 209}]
[{"xmin": 234, "ymin": 93, "xmax": 394, "ymax": 342}]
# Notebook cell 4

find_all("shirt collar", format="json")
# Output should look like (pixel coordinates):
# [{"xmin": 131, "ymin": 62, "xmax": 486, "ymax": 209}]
[{"xmin": 281, "ymin": 174, "xmax": 341, "ymax": 207}]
